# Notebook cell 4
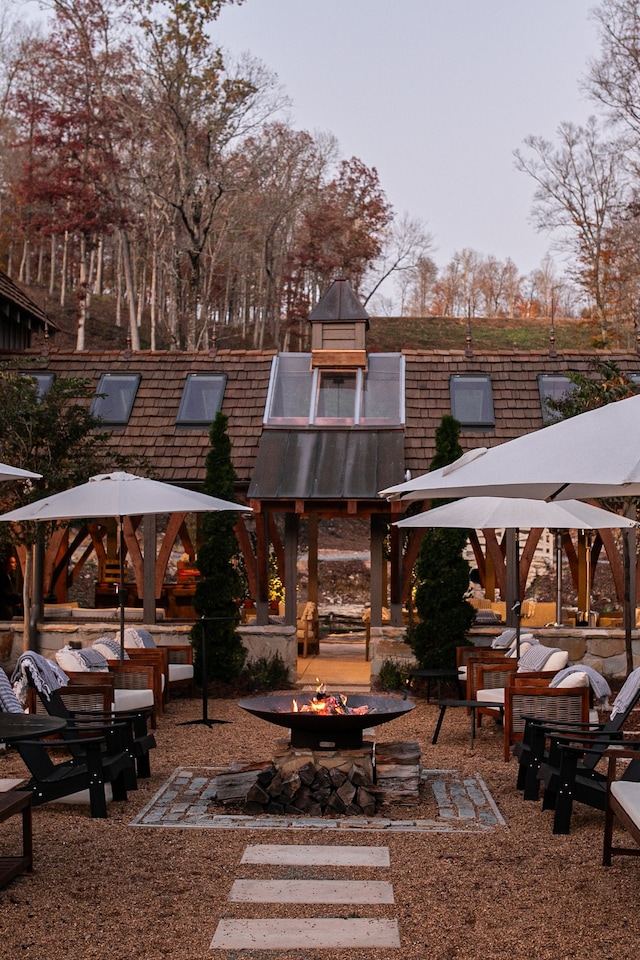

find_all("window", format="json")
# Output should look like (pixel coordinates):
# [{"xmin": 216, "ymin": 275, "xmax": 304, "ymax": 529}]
[
  {"xmin": 361, "ymin": 354, "xmax": 404, "ymax": 424},
  {"xmin": 538, "ymin": 374, "xmax": 576, "ymax": 424},
  {"xmin": 315, "ymin": 371, "xmax": 357, "ymax": 423},
  {"xmin": 91, "ymin": 373, "xmax": 140, "ymax": 425},
  {"xmin": 450, "ymin": 375, "xmax": 495, "ymax": 427},
  {"xmin": 176, "ymin": 373, "xmax": 227, "ymax": 425},
  {"xmin": 20, "ymin": 371, "xmax": 55, "ymax": 401},
  {"xmin": 264, "ymin": 353, "xmax": 405, "ymax": 426},
  {"xmin": 265, "ymin": 354, "xmax": 313, "ymax": 423}
]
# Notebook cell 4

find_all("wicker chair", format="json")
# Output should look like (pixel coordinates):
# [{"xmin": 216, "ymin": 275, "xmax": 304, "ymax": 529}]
[{"xmin": 503, "ymin": 675, "xmax": 591, "ymax": 763}]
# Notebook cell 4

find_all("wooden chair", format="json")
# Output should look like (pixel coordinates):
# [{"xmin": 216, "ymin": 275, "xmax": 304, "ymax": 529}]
[
  {"xmin": 603, "ymin": 746, "xmax": 640, "ymax": 866},
  {"xmin": 504, "ymin": 675, "xmax": 591, "ymax": 763},
  {"xmin": 297, "ymin": 601, "xmax": 320, "ymax": 658}
]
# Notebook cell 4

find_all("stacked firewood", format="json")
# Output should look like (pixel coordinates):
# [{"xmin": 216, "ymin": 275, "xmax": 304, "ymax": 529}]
[{"xmin": 244, "ymin": 758, "xmax": 377, "ymax": 816}]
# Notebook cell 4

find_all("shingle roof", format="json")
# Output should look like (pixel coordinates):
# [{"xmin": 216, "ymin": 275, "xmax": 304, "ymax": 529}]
[
  {"xmin": 0, "ymin": 271, "xmax": 57, "ymax": 329},
  {"xmin": 403, "ymin": 349, "xmax": 640, "ymax": 477},
  {"xmin": 12, "ymin": 345, "xmax": 640, "ymax": 496},
  {"xmin": 15, "ymin": 349, "xmax": 274, "ymax": 485}
]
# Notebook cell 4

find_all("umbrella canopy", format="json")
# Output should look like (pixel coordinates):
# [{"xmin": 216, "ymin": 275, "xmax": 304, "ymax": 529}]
[
  {"xmin": 0, "ymin": 462, "xmax": 41, "ymax": 481},
  {"xmin": 381, "ymin": 393, "xmax": 640, "ymax": 502},
  {"xmin": 0, "ymin": 471, "xmax": 246, "ymax": 522},
  {"xmin": 0, "ymin": 472, "xmax": 251, "ymax": 660},
  {"xmin": 394, "ymin": 497, "xmax": 639, "ymax": 531},
  {"xmin": 395, "ymin": 496, "xmax": 638, "ymax": 652}
]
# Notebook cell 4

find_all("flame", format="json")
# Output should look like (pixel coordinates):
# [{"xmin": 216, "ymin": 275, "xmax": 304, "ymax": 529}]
[{"xmin": 290, "ymin": 681, "xmax": 364, "ymax": 716}]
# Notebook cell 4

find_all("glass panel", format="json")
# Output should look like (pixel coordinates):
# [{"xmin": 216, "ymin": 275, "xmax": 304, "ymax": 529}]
[
  {"xmin": 316, "ymin": 371, "xmax": 357, "ymax": 422},
  {"xmin": 538, "ymin": 374, "xmax": 576, "ymax": 424},
  {"xmin": 177, "ymin": 373, "xmax": 226, "ymax": 424},
  {"xmin": 20, "ymin": 371, "xmax": 55, "ymax": 401},
  {"xmin": 91, "ymin": 373, "xmax": 140, "ymax": 425},
  {"xmin": 266, "ymin": 354, "xmax": 313, "ymax": 423},
  {"xmin": 450, "ymin": 375, "xmax": 495, "ymax": 427},
  {"xmin": 361, "ymin": 355, "xmax": 403, "ymax": 424}
]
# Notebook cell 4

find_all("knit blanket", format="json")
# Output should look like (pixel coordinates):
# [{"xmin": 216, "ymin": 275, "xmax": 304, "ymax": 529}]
[
  {"xmin": 550, "ymin": 665, "xmax": 611, "ymax": 701},
  {"xmin": 11, "ymin": 651, "xmax": 68, "ymax": 707},
  {"xmin": 0, "ymin": 668, "xmax": 23, "ymax": 713},
  {"xmin": 517, "ymin": 643, "xmax": 560, "ymax": 673},
  {"xmin": 611, "ymin": 667, "xmax": 640, "ymax": 721}
]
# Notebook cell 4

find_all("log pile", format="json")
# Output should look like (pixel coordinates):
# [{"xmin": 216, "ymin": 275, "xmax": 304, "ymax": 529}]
[
  {"xmin": 244, "ymin": 759, "xmax": 377, "ymax": 816},
  {"xmin": 374, "ymin": 740, "xmax": 422, "ymax": 805},
  {"xmin": 209, "ymin": 740, "xmax": 423, "ymax": 816}
]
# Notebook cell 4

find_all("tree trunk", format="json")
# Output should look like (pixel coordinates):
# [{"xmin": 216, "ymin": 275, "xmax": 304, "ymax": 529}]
[{"xmin": 119, "ymin": 228, "xmax": 140, "ymax": 351}]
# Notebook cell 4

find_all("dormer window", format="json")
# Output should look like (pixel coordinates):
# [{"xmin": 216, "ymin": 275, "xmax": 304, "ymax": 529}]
[
  {"xmin": 450, "ymin": 374, "xmax": 495, "ymax": 428},
  {"xmin": 91, "ymin": 373, "xmax": 140, "ymax": 425},
  {"xmin": 538, "ymin": 374, "xmax": 576, "ymax": 424},
  {"xmin": 177, "ymin": 373, "xmax": 227, "ymax": 425}
]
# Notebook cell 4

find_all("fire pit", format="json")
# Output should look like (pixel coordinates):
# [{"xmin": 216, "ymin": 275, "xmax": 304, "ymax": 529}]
[{"xmin": 237, "ymin": 692, "xmax": 414, "ymax": 750}]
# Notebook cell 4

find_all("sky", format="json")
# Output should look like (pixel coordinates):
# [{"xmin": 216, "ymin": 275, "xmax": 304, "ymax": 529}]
[{"xmin": 213, "ymin": 0, "xmax": 602, "ymax": 280}]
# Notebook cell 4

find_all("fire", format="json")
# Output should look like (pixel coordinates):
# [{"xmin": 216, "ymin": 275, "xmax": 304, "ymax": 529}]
[{"xmin": 289, "ymin": 679, "xmax": 369, "ymax": 716}]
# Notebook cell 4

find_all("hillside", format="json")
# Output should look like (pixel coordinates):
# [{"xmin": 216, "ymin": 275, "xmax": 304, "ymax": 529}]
[{"xmin": 19, "ymin": 284, "xmax": 626, "ymax": 354}]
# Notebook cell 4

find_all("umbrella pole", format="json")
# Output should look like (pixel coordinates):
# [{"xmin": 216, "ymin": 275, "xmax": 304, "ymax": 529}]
[
  {"xmin": 555, "ymin": 530, "xmax": 562, "ymax": 627},
  {"xmin": 119, "ymin": 516, "xmax": 125, "ymax": 664},
  {"xmin": 514, "ymin": 527, "xmax": 522, "ymax": 660},
  {"xmin": 179, "ymin": 616, "xmax": 231, "ymax": 727}
]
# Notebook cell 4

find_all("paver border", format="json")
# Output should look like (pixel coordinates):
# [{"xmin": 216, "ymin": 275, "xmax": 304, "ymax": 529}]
[{"xmin": 130, "ymin": 766, "xmax": 507, "ymax": 833}]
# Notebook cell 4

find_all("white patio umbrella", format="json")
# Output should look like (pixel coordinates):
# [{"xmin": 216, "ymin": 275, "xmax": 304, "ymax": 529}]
[
  {"xmin": 381, "ymin": 393, "xmax": 640, "ymax": 503},
  {"xmin": 0, "ymin": 472, "xmax": 252, "ymax": 657},
  {"xmin": 0, "ymin": 462, "xmax": 41, "ymax": 481},
  {"xmin": 395, "ymin": 497, "xmax": 639, "ymax": 651}
]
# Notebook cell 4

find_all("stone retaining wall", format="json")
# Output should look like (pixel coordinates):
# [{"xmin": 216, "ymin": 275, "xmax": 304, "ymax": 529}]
[
  {"xmin": 368, "ymin": 626, "xmax": 640, "ymax": 682},
  {"xmin": 0, "ymin": 620, "xmax": 297, "ymax": 682}
]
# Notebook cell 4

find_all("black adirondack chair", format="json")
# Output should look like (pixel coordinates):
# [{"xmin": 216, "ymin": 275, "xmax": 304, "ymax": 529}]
[
  {"xmin": 1, "ymin": 670, "xmax": 132, "ymax": 819},
  {"xmin": 515, "ymin": 666, "xmax": 640, "ymax": 803},
  {"xmin": 544, "ymin": 732, "xmax": 640, "ymax": 834},
  {"xmin": 35, "ymin": 683, "xmax": 156, "ymax": 781}
]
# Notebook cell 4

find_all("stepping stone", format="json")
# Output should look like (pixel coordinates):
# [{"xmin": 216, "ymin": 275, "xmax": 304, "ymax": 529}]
[
  {"xmin": 241, "ymin": 844, "xmax": 390, "ymax": 867},
  {"xmin": 229, "ymin": 879, "xmax": 395, "ymax": 904},
  {"xmin": 210, "ymin": 918, "xmax": 401, "ymax": 949}
]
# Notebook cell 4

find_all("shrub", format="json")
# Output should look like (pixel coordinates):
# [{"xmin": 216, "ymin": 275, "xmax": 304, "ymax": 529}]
[{"xmin": 376, "ymin": 657, "xmax": 410, "ymax": 692}]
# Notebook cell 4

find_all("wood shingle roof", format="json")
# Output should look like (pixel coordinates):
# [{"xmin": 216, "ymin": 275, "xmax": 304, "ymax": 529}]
[{"xmin": 11, "ymin": 345, "xmax": 640, "ymax": 494}]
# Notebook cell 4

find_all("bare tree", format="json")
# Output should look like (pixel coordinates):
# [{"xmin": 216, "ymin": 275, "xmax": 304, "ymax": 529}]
[{"xmin": 514, "ymin": 117, "xmax": 629, "ymax": 342}]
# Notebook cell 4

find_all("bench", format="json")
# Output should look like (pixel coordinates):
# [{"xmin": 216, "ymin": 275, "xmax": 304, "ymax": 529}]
[
  {"xmin": 0, "ymin": 791, "xmax": 32, "ymax": 888},
  {"xmin": 603, "ymin": 747, "xmax": 640, "ymax": 866}
]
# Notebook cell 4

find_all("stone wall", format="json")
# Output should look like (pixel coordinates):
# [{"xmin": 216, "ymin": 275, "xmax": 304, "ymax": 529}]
[
  {"xmin": 0, "ymin": 618, "xmax": 297, "ymax": 682},
  {"xmin": 368, "ymin": 626, "xmax": 640, "ymax": 683}
]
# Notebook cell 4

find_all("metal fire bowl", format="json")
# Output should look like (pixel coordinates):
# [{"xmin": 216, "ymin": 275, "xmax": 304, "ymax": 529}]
[{"xmin": 237, "ymin": 694, "xmax": 415, "ymax": 750}]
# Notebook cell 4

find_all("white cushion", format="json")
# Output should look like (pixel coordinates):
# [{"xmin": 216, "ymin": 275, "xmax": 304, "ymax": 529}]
[
  {"xmin": 93, "ymin": 638, "xmax": 130, "ymax": 660},
  {"xmin": 589, "ymin": 708, "xmax": 599, "ymax": 724},
  {"xmin": 476, "ymin": 688, "xmax": 505, "ymax": 705},
  {"xmin": 458, "ymin": 666, "xmax": 467, "ymax": 680},
  {"xmin": 556, "ymin": 671, "xmax": 589, "ymax": 688},
  {"xmin": 55, "ymin": 647, "xmax": 88, "ymax": 672},
  {"xmin": 168, "ymin": 664, "xmax": 194, "ymax": 683},
  {"xmin": 611, "ymin": 781, "xmax": 640, "ymax": 826},
  {"xmin": 544, "ymin": 650, "xmax": 569, "ymax": 672},
  {"xmin": 113, "ymin": 689, "xmax": 154, "ymax": 711}
]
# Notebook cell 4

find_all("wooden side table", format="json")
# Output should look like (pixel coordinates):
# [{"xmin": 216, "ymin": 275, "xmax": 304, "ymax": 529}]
[{"xmin": 0, "ymin": 791, "xmax": 32, "ymax": 887}]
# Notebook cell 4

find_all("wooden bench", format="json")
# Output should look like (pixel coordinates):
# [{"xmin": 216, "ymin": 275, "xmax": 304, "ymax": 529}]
[{"xmin": 0, "ymin": 791, "xmax": 32, "ymax": 888}]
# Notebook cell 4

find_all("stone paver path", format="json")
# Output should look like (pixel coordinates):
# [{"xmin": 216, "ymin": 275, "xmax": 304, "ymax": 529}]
[{"xmin": 210, "ymin": 843, "xmax": 401, "ymax": 951}]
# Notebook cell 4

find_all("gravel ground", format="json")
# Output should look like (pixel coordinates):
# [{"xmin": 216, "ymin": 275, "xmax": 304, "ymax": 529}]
[{"xmin": 0, "ymin": 692, "xmax": 637, "ymax": 960}]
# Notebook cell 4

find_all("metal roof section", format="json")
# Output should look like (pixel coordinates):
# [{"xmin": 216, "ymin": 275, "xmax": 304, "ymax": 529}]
[
  {"xmin": 248, "ymin": 429, "xmax": 405, "ymax": 500},
  {"xmin": 308, "ymin": 278, "xmax": 370, "ymax": 327}
]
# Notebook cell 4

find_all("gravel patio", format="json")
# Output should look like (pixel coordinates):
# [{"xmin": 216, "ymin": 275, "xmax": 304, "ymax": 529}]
[{"xmin": 0, "ymin": 692, "xmax": 637, "ymax": 960}]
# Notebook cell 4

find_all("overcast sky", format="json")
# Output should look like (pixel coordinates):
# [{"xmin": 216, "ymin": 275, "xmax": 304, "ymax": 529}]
[{"xmin": 214, "ymin": 0, "xmax": 602, "ymax": 278}]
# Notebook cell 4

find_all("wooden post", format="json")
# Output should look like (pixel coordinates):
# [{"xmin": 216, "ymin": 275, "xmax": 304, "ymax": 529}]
[
  {"xmin": 307, "ymin": 513, "xmax": 318, "ymax": 606},
  {"xmin": 284, "ymin": 513, "xmax": 298, "ymax": 627},
  {"xmin": 389, "ymin": 521, "xmax": 403, "ymax": 626},
  {"xmin": 255, "ymin": 510, "xmax": 270, "ymax": 626},
  {"xmin": 143, "ymin": 514, "xmax": 157, "ymax": 624},
  {"xmin": 370, "ymin": 514, "xmax": 385, "ymax": 627}
]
